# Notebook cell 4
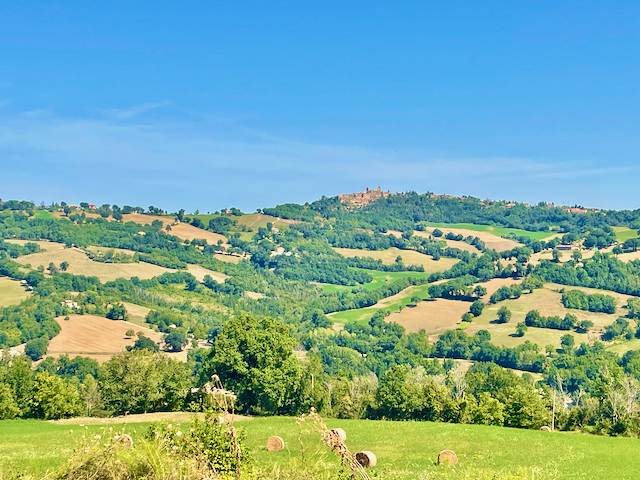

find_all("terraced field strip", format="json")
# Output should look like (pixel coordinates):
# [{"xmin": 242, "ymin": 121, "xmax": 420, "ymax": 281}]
[
  {"xmin": 333, "ymin": 247, "xmax": 459, "ymax": 272},
  {"xmin": 316, "ymin": 269, "xmax": 431, "ymax": 294},
  {"xmin": 414, "ymin": 226, "xmax": 523, "ymax": 252},
  {"xmin": 6, "ymin": 239, "xmax": 228, "ymax": 283}
]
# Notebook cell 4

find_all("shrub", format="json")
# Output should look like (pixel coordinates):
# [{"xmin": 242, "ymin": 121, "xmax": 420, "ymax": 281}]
[
  {"xmin": 470, "ymin": 300, "xmax": 485, "ymax": 317},
  {"xmin": 164, "ymin": 331, "xmax": 188, "ymax": 352},
  {"xmin": 497, "ymin": 307, "xmax": 512, "ymax": 324},
  {"xmin": 146, "ymin": 414, "xmax": 249, "ymax": 475},
  {"xmin": 25, "ymin": 337, "xmax": 48, "ymax": 361}
]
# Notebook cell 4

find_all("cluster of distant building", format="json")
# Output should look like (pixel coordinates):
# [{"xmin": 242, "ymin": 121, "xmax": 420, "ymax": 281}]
[
  {"xmin": 337, "ymin": 187, "xmax": 394, "ymax": 207},
  {"xmin": 337, "ymin": 188, "xmax": 600, "ymax": 214}
]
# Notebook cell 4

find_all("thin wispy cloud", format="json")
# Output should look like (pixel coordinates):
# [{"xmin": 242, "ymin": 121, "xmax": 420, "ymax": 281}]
[
  {"xmin": 103, "ymin": 101, "xmax": 171, "ymax": 119},
  {"xmin": 0, "ymin": 108, "xmax": 636, "ymax": 211}
]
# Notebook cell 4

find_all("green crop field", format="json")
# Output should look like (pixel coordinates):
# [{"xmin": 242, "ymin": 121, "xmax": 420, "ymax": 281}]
[
  {"xmin": 0, "ymin": 277, "xmax": 31, "ymax": 307},
  {"xmin": 423, "ymin": 223, "xmax": 554, "ymax": 241},
  {"xmin": 328, "ymin": 280, "xmax": 433, "ymax": 324},
  {"xmin": 2, "ymin": 416, "xmax": 640, "ymax": 480},
  {"xmin": 318, "ymin": 268, "xmax": 431, "ymax": 294},
  {"xmin": 33, "ymin": 210, "xmax": 53, "ymax": 219},
  {"xmin": 612, "ymin": 226, "xmax": 639, "ymax": 242}
]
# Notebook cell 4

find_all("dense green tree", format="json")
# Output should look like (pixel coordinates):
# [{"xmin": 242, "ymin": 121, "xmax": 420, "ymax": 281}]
[
  {"xmin": 30, "ymin": 371, "xmax": 83, "ymax": 420},
  {"xmin": 128, "ymin": 334, "xmax": 160, "ymax": 352},
  {"xmin": 470, "ymin": 300, "xmax": 485, "ymax": 317},
  {"xmin": 560, "ymin": 334, "xmax": 575, "ymax": 354},
  {"xmin": 0, "ymin": 383, "xmax": 20, "ymax": 419},
  {"xmin": 473, "ymin": 285, "xmax": 487, "ymax": 298},
  {"xmin": 106, "ymin": 303, "xmax": 127, "ymax": 320},
  {"xmin": 201, "ymin": 315, "xmax": 301, "ymax": 414},
  {"xmin": 164, "ymin": 331, "xmax": 188, "ymax": 352},
  {"xmin": 99, "ymin": 350, "xmax": 190, "ymax": 415},
  {"xmin": 25, "ymin": 337, "xmax": 48, "ymax": 361},
  {"xmin": 471, "ymin": 392, "xmax": 505, "ymax": 426},
  {"xmin": 503, "ymin": 386, "xmax": 550, "ymax": 429}
]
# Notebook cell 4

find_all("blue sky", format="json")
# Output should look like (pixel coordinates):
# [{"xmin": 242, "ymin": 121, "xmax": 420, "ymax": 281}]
[{"xmin": 1, "ymin": 1, "xmax": 639, "ymax": 212}]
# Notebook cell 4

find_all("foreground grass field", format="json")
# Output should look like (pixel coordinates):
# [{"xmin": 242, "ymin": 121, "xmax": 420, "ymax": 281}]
[{"xmin": 3, "ymin": 415, "xmax": 640, "ymax": 479}]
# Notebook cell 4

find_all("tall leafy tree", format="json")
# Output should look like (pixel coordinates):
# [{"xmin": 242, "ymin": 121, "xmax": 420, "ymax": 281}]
[{"xmin": 201, "ymin": 314, "xmax": 301, "ymax": 414}]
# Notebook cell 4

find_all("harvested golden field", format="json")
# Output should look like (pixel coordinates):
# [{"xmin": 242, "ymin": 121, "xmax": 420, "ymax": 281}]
[
  {"xmin": 122, "ymin": 213, "xmax": 227, "ymax": 245},
  {"xmin": 385, "ymin": 298, "xmax": 471, "ymax": 334},
  {"xmin": 7, "ymin": 240, "xmax": 228, "ymax": 283},
  {"xmin": 0, "ymin": 277, "xmax": 31, "ymax": 307},
  {"xmin": 474, "ymin": 277, "xmax": 522, "ymax": 300},
  {"xmin": 411, "ymin": 231, "xmax": 480, "ymax": 253},
  {"xmin": 186, "ymin": 264, "xmax": 228, "ymax": 283},
  {"xmin": 235, "ymin": 213, "xmax": 297, "ymax": 229},
  {"xmin": 616, "ymin": 251, "xmax": 640, "ymax": 263},
  {"xmin": 11, "ymin": 242, "xmax": 172, "ymax": 281},
  {"xmin": 45, "ymin": 315, "xmax": 188, "ymax": 363},
  {"xmin": 529, "ymin": 246, "xmax": 614, "ymax": 265},
  {"xmin": 213, "ymin": 252, "xmax": 245, "ymax": 263},
  {"xmin": 9, "ymin": 241, "xmax": 176, "ymax": 282},
  {"xmin": 333, "ymin": 247, "xmax": 459, "ymax": 273},
  {"xmin": 422, "ymin": 228, "xmax": 521, "ymax": 252},
  {"xmin": 464, "ymin": 283, "xmax": 635, "ymax": 349}
]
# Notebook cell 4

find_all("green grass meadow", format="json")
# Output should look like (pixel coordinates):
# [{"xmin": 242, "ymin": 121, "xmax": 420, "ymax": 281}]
[
  {"xmin": 318, "ymin": 269, "xmax": 431, "ymax": 294},
  {"xmin": 328, "ymin": 281, "xmax": 432, "ymax": 325},
  {"xmin": 612, "ymin": 226, "xmax": 639, "ymax": 242},
  {"xmin": 3, "ymin": 416, "xmax": 640, "ymax": 479}
]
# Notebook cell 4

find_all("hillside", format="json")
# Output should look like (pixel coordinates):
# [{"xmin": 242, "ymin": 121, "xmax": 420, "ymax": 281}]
[{"xmin": 0, "ymin": 193, "xmax": 639, "ymax": 442}]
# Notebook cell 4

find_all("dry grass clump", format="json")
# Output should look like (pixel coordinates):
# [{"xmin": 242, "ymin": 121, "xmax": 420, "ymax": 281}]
[{"xmin": 52, "ymin": 425, "xmax": 219, "ymax": 480}]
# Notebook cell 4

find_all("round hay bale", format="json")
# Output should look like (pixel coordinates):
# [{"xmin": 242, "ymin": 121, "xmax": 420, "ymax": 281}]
[
  {"xmin": 355, "ymin": 451, "xmax": 377, "ymax": 468},
  {"xmin": 266, "ymin": 435, "xmax": 285, "ymax": 451},
  {"xmin": 114, "ymin": 434, "xmax": 133, "ymax": 449},
  {"xmin": 540, "ymin": 426, "xmax": 552, "ymax": 432},
  {"xmin": 438, "ymin": 450, "xmax": 458, "ymax": 466},
  {"xmin": 330, "ymin": 428, "xmax": 347, "ymax": 442}
]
